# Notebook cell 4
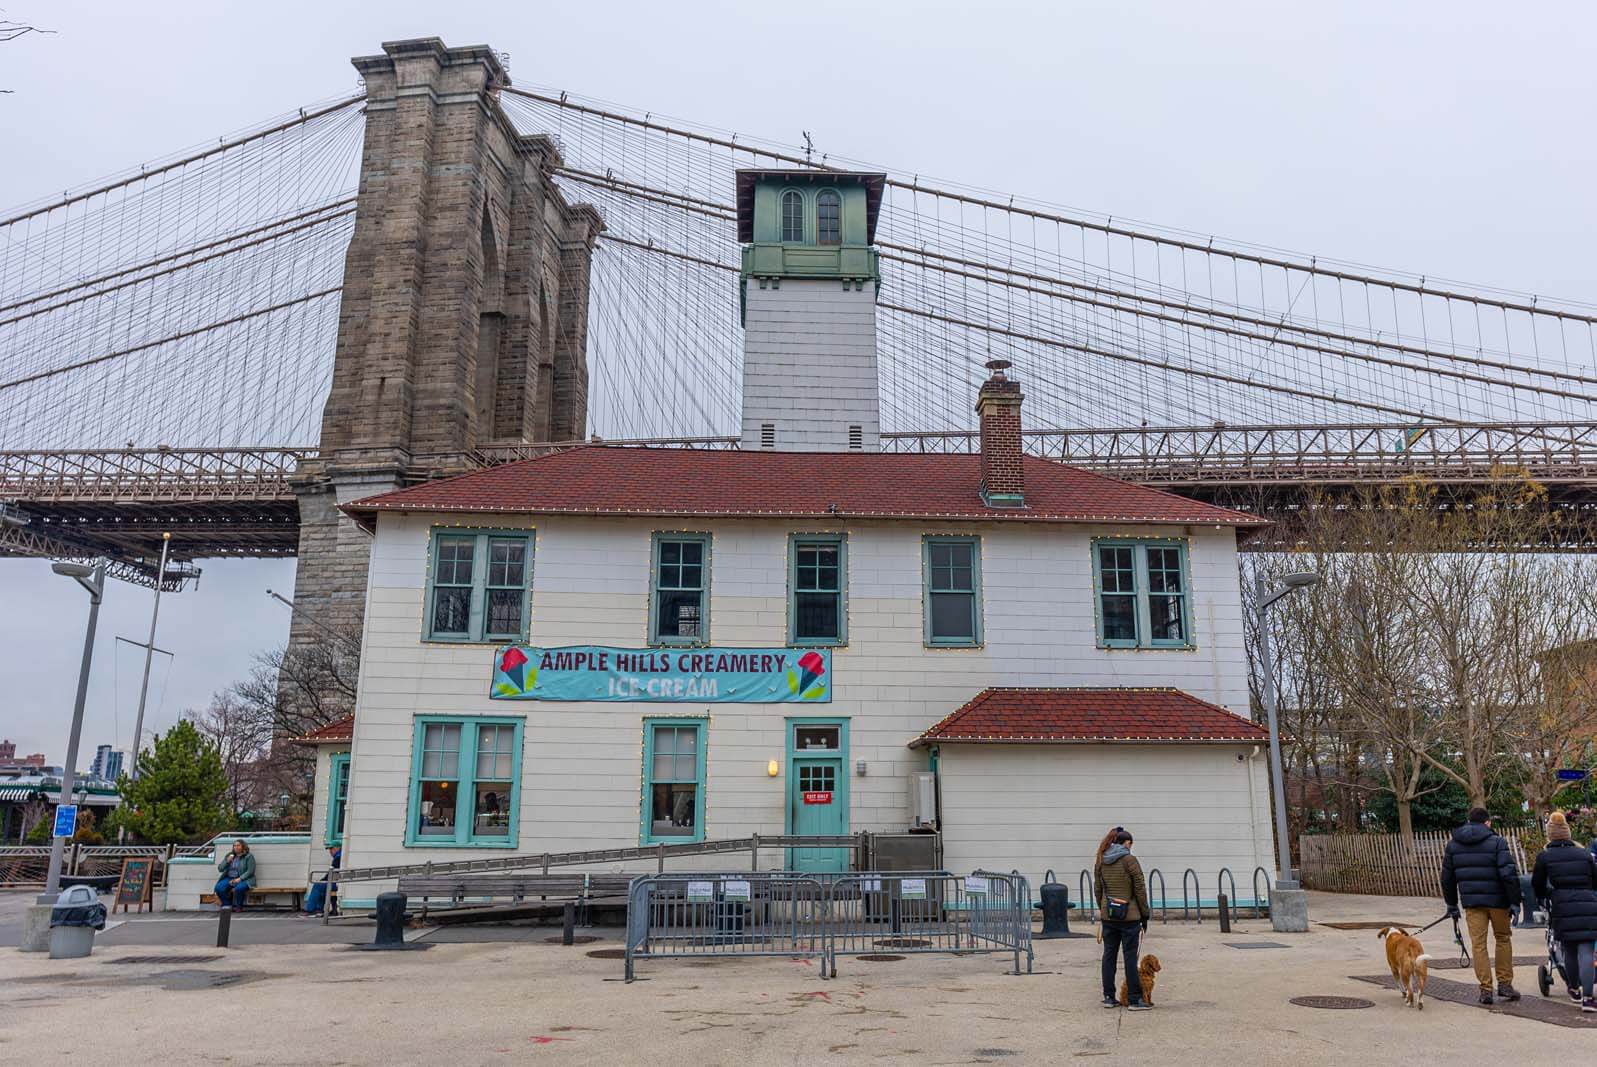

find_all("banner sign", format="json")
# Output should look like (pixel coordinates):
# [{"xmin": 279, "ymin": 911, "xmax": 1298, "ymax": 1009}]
[{"xmin": 491, "ymin": 646, "xmax": 830, "ymax": 703}]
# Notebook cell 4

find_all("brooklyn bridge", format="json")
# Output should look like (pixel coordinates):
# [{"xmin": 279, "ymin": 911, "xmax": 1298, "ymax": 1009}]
[{"xmin": 4, "ymin": 37, "xmax": 1597, "ymax": 627}]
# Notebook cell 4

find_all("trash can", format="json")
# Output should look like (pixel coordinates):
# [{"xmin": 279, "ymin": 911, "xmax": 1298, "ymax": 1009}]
[{"xmin": 49, "ymin": 884, "xmax": 107, "ymax": 959}]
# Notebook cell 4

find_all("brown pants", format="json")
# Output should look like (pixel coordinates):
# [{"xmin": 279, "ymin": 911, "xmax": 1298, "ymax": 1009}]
[{"xmin": 1464, "ymin": 907, "xmax": 1515, "ymax": 992}]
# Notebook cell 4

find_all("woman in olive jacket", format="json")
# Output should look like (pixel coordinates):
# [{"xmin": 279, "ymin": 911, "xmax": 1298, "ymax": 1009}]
[
  {"xmin": 1532, "ymin": 811, "xmax": 1597, "ymax": 1011},
  {"xmin": 1094, "ymin": 828, "xmax": 1152, "ymax": 1010}
]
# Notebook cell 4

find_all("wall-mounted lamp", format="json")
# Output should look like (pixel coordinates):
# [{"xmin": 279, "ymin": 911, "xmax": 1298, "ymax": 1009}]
[
  {"xmin": 767, "ymin": 760, "xmax": 779, "ymax": 778},
  {"xmin": 855, "ymin": 760, "xmax": 867, "ymax": 777}
]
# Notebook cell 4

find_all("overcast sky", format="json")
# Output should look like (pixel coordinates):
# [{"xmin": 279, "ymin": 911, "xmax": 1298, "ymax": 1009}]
[{"xmin": 2, "ymin": 1, "xmax": 1594, "ymax": 764}]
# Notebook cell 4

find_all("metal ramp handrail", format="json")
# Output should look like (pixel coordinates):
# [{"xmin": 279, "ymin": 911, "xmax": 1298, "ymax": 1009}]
[{"xmin": 321, "ymin": 833, "xmax": 867, "ymax": 886}]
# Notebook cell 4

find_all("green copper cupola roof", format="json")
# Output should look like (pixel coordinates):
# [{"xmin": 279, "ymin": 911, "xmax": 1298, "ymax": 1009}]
[{"xmin": 737, "ymin": 170, "xmax": 884, "ymax": 287}]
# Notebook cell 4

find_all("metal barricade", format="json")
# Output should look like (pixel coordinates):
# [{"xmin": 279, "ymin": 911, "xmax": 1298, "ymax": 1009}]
[
  {"xmin": 1252, "ymin": 867, "xmax": 1271, "ymax": 918},
  {"xmin": 827, "ymin": 871, "xmax": 1033, "ymax": 977},
  {"xmin": 1217, "ymin": 868, "xmax": 1238, "ymax": 925},
  {"xmin": 1146, "ymin": 868, "xmax": 1168, "ymax": 923},
  {"xmin": 1182, "ymin": 868, "xmax": 1202, "ymax": 923},
  {"xmin": 624, "ymin": 873, "xmax": 829, "ymax": 982}
]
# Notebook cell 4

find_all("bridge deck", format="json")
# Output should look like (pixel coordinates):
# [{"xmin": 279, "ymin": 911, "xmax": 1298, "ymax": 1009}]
[{"xmin": 5, "ymin": 421, "xmax": 1597, "ymax": 577}]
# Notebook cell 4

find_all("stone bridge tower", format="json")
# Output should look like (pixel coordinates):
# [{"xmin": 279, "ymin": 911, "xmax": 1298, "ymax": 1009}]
[{"xmin": 288, "ymin": 38, "xmax": 603, "ymax": 686}]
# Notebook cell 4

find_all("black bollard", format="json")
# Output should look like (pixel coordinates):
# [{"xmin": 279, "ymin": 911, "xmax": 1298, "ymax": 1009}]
[
  {"xmin": 216, "ymin": 907, "xmax": 232, "ymax": 948},
  {"xmin": 1038, "ymin": 874, "xmax": 1074, "ymax": 939},
  {"xmin": 1217, "ymin": 893, "xmax": 1231, "ymax": 933},
  {"xmin": 1517, "ymin": 876, "xmax": 1544, "ymax": 928},
  {"xmin": 373, "ymin": 892, "xmax": 406, "ymax": 947},
  {"xmin": 562, "ymin": 901, "xmax": 576, "ymax": 946}
]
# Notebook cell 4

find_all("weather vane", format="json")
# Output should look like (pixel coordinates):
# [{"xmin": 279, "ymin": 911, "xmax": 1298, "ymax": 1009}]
[{"xmin": 803, "ymin": 131, "xmax": 814, "ymax": 164}]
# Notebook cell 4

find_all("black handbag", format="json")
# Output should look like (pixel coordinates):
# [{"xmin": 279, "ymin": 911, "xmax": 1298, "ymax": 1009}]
[{"xmin": 1105, "ymin": 897, "xmax": 1130, "ymax": 921}]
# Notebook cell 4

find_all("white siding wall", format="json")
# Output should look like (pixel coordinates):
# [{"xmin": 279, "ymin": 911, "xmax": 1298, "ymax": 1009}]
[
  {"xmin": 937, "ymin": 744, "xmax": 1276, "ymax": 902},
  {"xmin": 338, "ymin": 511, "xmax": 1252, "ymax": 895},
  {"xmin": 740, "ymin": 279, "xmax": 880, "ymax": 451}
]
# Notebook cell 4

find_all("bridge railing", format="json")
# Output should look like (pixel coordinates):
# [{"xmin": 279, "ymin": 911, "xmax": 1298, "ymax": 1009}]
[{"xmin": 0, "ymin": 446, "xmax": 314, "ymax": 501}]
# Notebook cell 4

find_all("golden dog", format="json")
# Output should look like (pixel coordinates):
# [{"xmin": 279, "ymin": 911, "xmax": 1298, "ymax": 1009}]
[
  {"xmin": 1378, "ymin": 927, "xmax": 1431, "ymax": 1009},
  {"xmin": 1118, "ymin": 954, "xmax": 1161, "ymax": 1006}
]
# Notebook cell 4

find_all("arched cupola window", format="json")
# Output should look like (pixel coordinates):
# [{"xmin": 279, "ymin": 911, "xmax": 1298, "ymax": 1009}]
[
  {"xmin": 781, "ymin": 189, "xmax": 805, "ymax": 243},
  {"xmin": 816, "ymin": 189, "xmax": 841, "ymax": 245}
]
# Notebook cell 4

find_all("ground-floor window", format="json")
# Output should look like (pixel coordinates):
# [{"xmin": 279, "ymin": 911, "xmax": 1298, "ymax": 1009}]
[
  {"xmin": 642, "ymin": 718, "xmax": 706, "ymax": 843},
  {"xmin": 406, "ymin": 716, "xmax": 523, "ymax": 847},
  {"xmin": 325, "ymin": 753, "xmax": 350, "ymax": 846}
]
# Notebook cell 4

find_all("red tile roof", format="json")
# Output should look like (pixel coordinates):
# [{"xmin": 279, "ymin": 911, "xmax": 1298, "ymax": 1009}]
[
  {"xmin": 289, "ymin": 716, "xmax": 354, "ymax": 745},
  {"xmin": 909, "ymin": 687, "xmax": 1269, "ymax": 747},
  {"xmin": 343, "ymin": 447, "xmax": 1264, "ymax": 528}
]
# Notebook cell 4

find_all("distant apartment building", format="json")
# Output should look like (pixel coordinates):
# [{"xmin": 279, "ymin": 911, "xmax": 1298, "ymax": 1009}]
[{"xmin": 91, "ymin": 744, "xmax": 125, "ymax": 781}]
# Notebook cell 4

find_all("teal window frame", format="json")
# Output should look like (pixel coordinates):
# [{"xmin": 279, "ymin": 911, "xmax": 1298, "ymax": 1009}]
[
  {"xmin": 922, "ymin": 535, "xmax": 983, "ymax": 647},
  {"xmin": 780, "ymin": 189, "xmax": 805, "ymax": 243},
  {"xmin": 788, "ymin": 533, "xmax": 847, "ymax": 647},
  {"xmin": 404, "ymin": 716, "xmax": 524, "ymax": 848},
  {"xmin": 422, "ymin": 527, "xmax": 534, "ymax": 643},
  {"xmin": 648, "ymin": 532, "xmax": 712, "ymax": 646},
  {"xmin": 324, "ymin": 753, "xmax": 350, "ymax": 847},
  {"xmin": 640, "ymin": 717, "xmax": 708, "ymax": 844},
  {"xmin": 815, "ymin": 188, "xmax": 842, "ymax": 245},
  {"xmin": 1091, "ymin": 537, "xmax": 1195, "ymax": 649}
]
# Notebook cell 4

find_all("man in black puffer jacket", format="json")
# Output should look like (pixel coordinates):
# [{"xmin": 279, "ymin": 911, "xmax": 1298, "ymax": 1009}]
[
  {"xmin": 1441, "ymin": 807, "xmax": 1522, "ymax": 1004},
  {"xmin": 1532, "ymin": 811, "xmax": 1597, "ymax": 1011}
]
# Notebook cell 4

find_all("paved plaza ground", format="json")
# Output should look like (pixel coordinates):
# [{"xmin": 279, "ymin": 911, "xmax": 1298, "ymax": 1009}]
[{"xmin": 0, "ymin": 889, "xmax": 1585, "ymax": 1065}]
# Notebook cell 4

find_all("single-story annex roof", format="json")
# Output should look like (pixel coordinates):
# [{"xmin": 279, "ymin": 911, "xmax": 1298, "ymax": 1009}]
[
  {"xmin": 909, "ymin": 687, "xmax": 1270, "ymax": 747},
  {"xmin": 342, "ymin": 447, "xmax": 1265, "ymax": 529},
  {"xmin": 290, "ymin": 716, "xmax": 354, "ymax": 745}
]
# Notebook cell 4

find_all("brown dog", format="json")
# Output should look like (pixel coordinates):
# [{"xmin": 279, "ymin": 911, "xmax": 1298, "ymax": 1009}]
[
  {"xmin": 1378, "ymin": 927, "xmax": 1431, "ymax": 1009},
  {"xmin": 1118, "ymin": 954, "xmax": 1162, "ymax": 1006}
]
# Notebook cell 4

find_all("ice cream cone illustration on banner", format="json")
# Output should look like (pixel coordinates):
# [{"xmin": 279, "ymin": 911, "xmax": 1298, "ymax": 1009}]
[
  {"xmin": 495, "ymin": 646, "xmax": 533, "ymax": 697},
  {"xmin": 786, "ymin": 650, "xmax": 827, "ymax": 699}
]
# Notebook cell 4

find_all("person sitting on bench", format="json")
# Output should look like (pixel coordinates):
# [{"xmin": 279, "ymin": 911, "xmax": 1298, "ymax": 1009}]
[{"xmin": 214, "ymin": 839, "xmax": 256, "ymax": 910}]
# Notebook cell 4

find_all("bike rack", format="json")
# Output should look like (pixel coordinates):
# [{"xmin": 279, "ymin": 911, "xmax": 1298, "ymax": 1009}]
[
  {"xmin": 1146, "ymin": 868, "xmax": 1168, "ymax": 923},
  {"xmin": 1252, "ymin": 867, "xmax": 1271, "ymax": 918},
  {"xmin": 1079, "ymin": 869, "xmax": 1096, "ymax": 923},
  {"xmin": 1217, "ymin": 868, "xmax": 1239, "ymax": 925},
  {"xmin": 1182, "ymin": 868, "xmax": 1201, "ymax": 923}
]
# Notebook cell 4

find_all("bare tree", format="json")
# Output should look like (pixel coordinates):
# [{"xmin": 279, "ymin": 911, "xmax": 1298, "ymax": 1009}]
[
  {"xmin": 0, "ymin": 12, "xmax": 55, "ymax": 93},
  {"xmin": 190, "ymin": 690, "xmax": 275, "ymax": 821}
]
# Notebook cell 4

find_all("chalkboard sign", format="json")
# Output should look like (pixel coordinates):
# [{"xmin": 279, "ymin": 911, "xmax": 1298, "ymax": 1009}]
[{"xmin": 115, "ymin": 857, "xmax": 155, "ymax": 913}]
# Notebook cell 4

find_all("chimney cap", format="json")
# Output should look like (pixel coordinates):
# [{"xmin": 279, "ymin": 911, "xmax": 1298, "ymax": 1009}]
[{"xmin": 985, "ymin": 359, "xmax": 1012, "ymax": 374}]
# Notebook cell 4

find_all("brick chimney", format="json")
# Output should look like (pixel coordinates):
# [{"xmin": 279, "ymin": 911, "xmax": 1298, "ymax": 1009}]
[{"xmin": 977, "ymin": 359, "xmax": 1025, "ymax": 508}]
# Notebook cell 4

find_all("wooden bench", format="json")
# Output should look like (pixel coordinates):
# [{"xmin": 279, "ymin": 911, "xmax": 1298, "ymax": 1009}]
[{"xmin": 201, "ymin": 887, "xmax": 304, "ymax": 910}]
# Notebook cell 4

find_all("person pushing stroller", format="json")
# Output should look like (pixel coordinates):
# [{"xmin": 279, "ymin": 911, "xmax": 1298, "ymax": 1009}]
[{"xmin": 1531, "ymin": 811, "xmax": 1597, "ymax": 1012}]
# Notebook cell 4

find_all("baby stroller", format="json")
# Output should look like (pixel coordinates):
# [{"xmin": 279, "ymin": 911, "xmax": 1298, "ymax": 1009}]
[{"xmin": 1534, "ymin": 897, "xmax": 1581, "ymax": 1001}]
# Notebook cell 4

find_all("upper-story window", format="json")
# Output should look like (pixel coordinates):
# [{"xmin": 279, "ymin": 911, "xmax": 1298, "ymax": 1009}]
[
  {"xmin": 781, "ymin": 189, "xmax": 805, "ymax": 242},
  {"xmin": 923, "ymin": 535, "xmax": 982, "ymax": 646},
  {"xmin": 650, "ymin": 533, "xmax": 710, "ymax": 645},
  {"xmin": 1092, "ymin": 538, "xmax": 1193, "ymax": 649},
  {"xmin": 425, "ymin": 528, "xmax": 534, "ymax": 642},
  {"xmin": 816, "ymin": 189, "xmax": 841, "ymax": 245},
  {"xmin": 789, "ymin": 534, "xmax": 847, "ymax": 646}
]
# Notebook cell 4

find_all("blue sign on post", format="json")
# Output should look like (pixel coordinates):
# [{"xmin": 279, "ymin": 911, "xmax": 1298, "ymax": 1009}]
[
  {"xmin": 53, "ymin": 804, "xmax": 78, "ymax": 839},
  {"xmin": 1556, "ymin": 769, "xmax": 1589, "ymax": 782}
]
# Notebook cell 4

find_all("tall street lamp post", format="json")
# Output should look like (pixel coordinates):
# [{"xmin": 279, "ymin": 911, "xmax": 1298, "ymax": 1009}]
[
  {"xmin": 20, "ymin": 559, "xmax": 106, "ymax": 951},
  {"xmin": 1254, "ymin": 569, "xmax": 1320, "ymax": 932}
]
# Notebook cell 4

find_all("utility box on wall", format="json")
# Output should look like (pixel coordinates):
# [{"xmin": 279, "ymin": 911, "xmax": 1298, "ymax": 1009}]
[{"xmin": 907, "ymin": 771, "xmax": 937, "ymax": 830}]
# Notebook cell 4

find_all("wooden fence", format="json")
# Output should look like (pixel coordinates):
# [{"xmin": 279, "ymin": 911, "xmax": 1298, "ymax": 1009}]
[{"xmin": 1299, "ymin": 830, "xmax": 1536, "ymax": 897}]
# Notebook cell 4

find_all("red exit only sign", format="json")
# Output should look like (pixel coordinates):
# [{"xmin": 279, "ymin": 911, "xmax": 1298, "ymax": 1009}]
[{"xmin": 802, "ymin": 791, "xmax": 833, "ymax": 805}]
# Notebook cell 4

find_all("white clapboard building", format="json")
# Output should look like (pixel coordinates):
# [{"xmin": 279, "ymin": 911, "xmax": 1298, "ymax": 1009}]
[{"xmin": 301, "ymin": 170, "xmax": 1275, "ymax": 908}]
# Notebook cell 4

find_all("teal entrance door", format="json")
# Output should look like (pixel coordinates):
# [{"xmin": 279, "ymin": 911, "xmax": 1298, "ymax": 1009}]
[{"xmin": 790, "ymin": 758, "xmax": 847, "ymax": 871}]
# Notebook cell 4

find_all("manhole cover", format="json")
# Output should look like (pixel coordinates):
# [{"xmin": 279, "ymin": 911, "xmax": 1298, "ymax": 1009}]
[
  {"xmin": 1226, "ymin": 941, "xmax": 1290, "ymax": 949},
  {"xmin": 874, "ymin": 938, "xmax": 932, "ymax": 948},
  {"xmin": 543, "ymin": 935, "xmax": 601, "ymax": 945},
  {"xmin": 1290, "ymin": 996, "xmax": 1373, "ymax": 1010},
  {"xmin": 105, "ymin": 955, "xmax": 224, "ymax": 965},
  {"xmin": 1318, "ymin": 922, "xmax": 1411, "ymax": 931},
  {"xmin": 586, "ymin": 948, "xmax": 627, "ymax": 959},
  {"xmin": 856, "ymin": 953, "xmax": 905, "ymax": 962}
]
